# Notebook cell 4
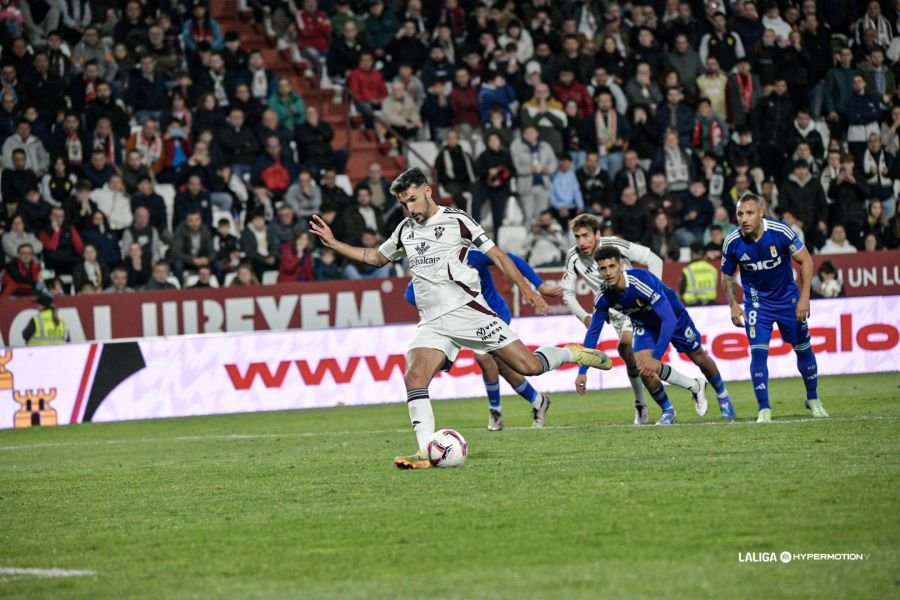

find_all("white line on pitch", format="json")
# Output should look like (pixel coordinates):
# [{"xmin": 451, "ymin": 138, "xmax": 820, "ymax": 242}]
[
  {"xmin": 0, "ymin": 415, "xmax": 896, "ymax": 452},
  {"xmin": 0, "ymin": 567, "xmax": 96, "ymax": 578}
]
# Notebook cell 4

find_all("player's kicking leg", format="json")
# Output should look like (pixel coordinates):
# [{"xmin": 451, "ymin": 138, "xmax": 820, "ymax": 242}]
[
  {"xmin": 494, "ymin": 355, "xmax": 551, "ymax": 428},
  {"xmin": 394, "ymin": 347, "xmax": 448, "ymax": 469}
]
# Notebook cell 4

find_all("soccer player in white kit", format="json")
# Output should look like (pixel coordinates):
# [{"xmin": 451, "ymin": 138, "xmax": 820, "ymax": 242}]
[
  {"xmin": 310, "ymin": 168, "xmax": 613, "ymax": 469},
  {"xmin": 562, "ymin": 214, "xmax": 710, "ymax": 424}
]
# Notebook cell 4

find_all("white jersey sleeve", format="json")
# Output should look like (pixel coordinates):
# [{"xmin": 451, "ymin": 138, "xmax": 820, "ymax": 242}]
[
  {"xmin": 451, "ymin": 208, "xmax": 495, "ymax": 253},
  {"xmin": 562, "ymin": 247, "xmax": 591, "ymax": 324},
  {"xmin": 621, "ymin": 241, "xmax": 664, "ymax": 278},
  {"xmin": 378, "ymin": 218, "xmax": 412, "ymax": 261}
]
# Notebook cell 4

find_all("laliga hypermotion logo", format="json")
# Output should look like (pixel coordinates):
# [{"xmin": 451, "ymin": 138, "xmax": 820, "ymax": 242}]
[{"xmin": 0, "ymin": 350, "xmax": 59, "ymax": 429}]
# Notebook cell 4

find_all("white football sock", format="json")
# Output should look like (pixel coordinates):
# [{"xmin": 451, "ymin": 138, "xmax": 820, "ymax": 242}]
[
  {"xmin": 627, "ymin": 368, "xmax": 647, "ymax": 406},
  {"xmin": 659, "ymin": 364, "xmax": 700, "ymax": 393},
  {"xmin": 534, "ymin": 346, "xmax": 574, "ymax": 372},
  {"xmin": 406, "ymin": 389, "xmax": 434, "ymax": 453}
]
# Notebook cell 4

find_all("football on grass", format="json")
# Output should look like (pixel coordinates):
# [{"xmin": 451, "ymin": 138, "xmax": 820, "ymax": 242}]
[{"xmin": 427, "ymin": 429, "xmax": 468, "ymax": 467}]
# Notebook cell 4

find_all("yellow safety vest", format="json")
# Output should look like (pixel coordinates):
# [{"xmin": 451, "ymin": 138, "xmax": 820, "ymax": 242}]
[
  {"xmin": 26, "ymin": 309, "xmax": 67, "ymax": 346},
  {"xmin": 682, "ymin": 260, "xmax": 719, "ymax": 305}
]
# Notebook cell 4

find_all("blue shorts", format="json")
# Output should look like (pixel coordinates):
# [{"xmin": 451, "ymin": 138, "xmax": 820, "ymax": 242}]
[
  {"xmin": 745, "ymin": 299, "xmax": 811, "ymax": 350},
  {"xmin": 632, "ymin": 313, "xmax": 703, "ymax": 356}
]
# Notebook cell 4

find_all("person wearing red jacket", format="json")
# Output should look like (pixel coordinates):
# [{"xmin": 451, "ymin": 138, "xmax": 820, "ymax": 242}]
[
  {"xmin": 277, "ymin": 231, "xmax": 316, "ymax": 283},
  {"xmin": 449, "ymin": 67, "xmax": 480, "ymax": 133},
  {"xmin": 553, "ymin": 67, "xmax": 594, "ymax": 120},
  {"xmin": 39, "ymin": 206, "xmax": 85, "ymax": 276},
  {"xmin": 347, "ymin": 52, "xmax": 388, "ymax": 129},
  {"xmin": 1, "ymin": 242, "xmax": 42, "ymax": 299},
  {"xmin": 292, "ymin": 0, "xmax": 332, "ymax": 54}
]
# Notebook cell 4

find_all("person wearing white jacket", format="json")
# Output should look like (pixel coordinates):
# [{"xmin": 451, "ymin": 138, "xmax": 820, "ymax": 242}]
[{"xmin": 91, "ymin": 175, "xmax": 133, "ymax": 232}]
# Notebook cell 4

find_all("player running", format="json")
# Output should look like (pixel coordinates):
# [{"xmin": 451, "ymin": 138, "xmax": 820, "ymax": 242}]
[
  {"xmin": 576, "ymin": 246, "xmax": 736, "ymax": 424},
  {"xmin": 310, "ymin": 168, "xmax": 612, "ymax": 469},
  {"xmin": 563, "ymin": 214, "xmax": 711, "ymax": 424},
  {"xmin": 721, "ymin": 194, "xmax": 829, "ymax": 423},
  {"xmin": 405, "ymin": 248, "xmax": 562, "ymax": 430}
]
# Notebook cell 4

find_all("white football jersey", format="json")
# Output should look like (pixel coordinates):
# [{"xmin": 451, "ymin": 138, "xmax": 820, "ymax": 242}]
[
  {"xmin": 379, "ymin": 206, "xmax": 495, "ymax": 323},
  {"xmin": 561, "ymin": 237, "xmax": 664, "ymax": 322}
]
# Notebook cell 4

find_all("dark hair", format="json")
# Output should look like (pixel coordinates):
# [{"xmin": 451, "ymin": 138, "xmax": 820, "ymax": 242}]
[
  {"xmin": 819, "ymin": 260, "xmax": 837, "ymax": 276},
  {"xmin": 736, "ymin": 192, "xmax": 762, "ymax": 205},
  {"xmin": 594, "ymin": 245, "xmax": 622, "ymax": 263},
  {"xmin": 690, "ymin": 241, "xmax": 704, "ymax": 254},
  {"xmin": 389, "ymin": 167, "xmax": 429, "ymax": 197}
]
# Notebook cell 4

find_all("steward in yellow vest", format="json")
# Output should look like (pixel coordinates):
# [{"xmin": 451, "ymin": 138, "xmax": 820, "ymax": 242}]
[
  {"xmin": 680, "ymin": 243, "xmax": 718, "ymax": 306},
  {"xmin": 23, "ymin": 294, "xmax": 68, "ymax": 346}
]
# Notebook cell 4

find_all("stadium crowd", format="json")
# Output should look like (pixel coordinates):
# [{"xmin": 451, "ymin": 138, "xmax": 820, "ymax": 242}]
[{"xmin": 1, "ymin": 0, "xmax": 900, "ymax": 299}]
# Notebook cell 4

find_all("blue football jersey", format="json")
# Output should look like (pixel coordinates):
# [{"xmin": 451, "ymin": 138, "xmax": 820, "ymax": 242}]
[{"xmin": 721, "ymin": 218, "xmax": 803, "ymax": 305}]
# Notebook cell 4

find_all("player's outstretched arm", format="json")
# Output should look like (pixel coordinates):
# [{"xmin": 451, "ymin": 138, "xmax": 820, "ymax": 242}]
[
  {"xmin": 505, "ymin": 252, "xmax": 563, "ymax": 297},
  {"xmin": 792, "ymin": 247, "xmax": 814, "ymax": 321},
  {"xmin": 722, "ymin": 274, "xmax": 745, "ymax": 327},
  {"xmin": 485, "ymin": 245, "xmax": 549, "ymax": 314},
  {"xmin": 309, "ymin": 215, "xmax": 390, "ymax": 267}
]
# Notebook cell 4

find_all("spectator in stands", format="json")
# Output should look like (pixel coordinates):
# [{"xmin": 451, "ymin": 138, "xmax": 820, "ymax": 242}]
[
  {"xmin": 68, "ymin": 60, "xmax": 101, "ymax": 116},
  {"xmin": 819, "ymin": 224, "xmax": 858, "ymax": 255},
  {"xmin": 651, "ymin": 128, "xmax": 693, "ymax": 199},
  {"xmin": 555, "ymin": 65, "xmax": 593, "ymax": 118},
  {"xmin": 778, "ymin": 161, "xmax": 829, "ymax": 249},
  {"xmin": 169, "ymin": 208, "xmax": 219, "ymax": 283},
  {"xmin": 71, "ymin": 26, "xmax": 116, "ymax": 82},
  {"xmin": 87, "ymin": 86, "xmax": 129, "ymax": 143},
  {"xmin": 146, "ymin": 25, "xmax": 181, "ymax": 77},
  {"xmin": 692, "ymin": 98, "xmax": 728, "ymax": 160},
  {"xmin": 520, "ymin": 82, "xmax": 565, "ymax": 156},
  {"xmin": 231, "ymin": 83, "xmax": 263, "ymax": 129},
  {"xmin": 195, "ymin": 51, "xmax": 236, "ymax": 110},
  {"xmin": 186, "ymin": 265, "xmax": 214, "ymax": 289},
  {"xmin": 229, "ymin": 261, "xmax": 260, "ymax": 287},
  {"xmin": 213, "ymin": 218, "xmax": 241, "ymax": 276},
  {"xmin": 158, "ymin": 118, "xmax": 193, "ymax": 185},
  {"xmin": 699, "ymin": 13, "xmax": 745, "ymax": 73},
  {"xmin": 39, "ymin": 205, "xmax": 82, "ymax": 275},
  {"xmin": 479, "ymin": 71, "xmax": 516, "ymax": 127},
  {"xmin": 665, "ymin": 34, "xmax": 703, "ymax": 99},
  {"xmin": 828, "ymin": 154, "xmax": 869, "ymax": 249},
  {"xmin": 283, "ymin": 170, "xmax": 321, "ymax": 221},
  {"xmin": 320, "ymin": 168, "xmax": 352, "ymax": 212},
  {"xmin": 863, "ymin": 199, "xmax": 887, "ymax": 249},
  {"xmin": 314, "ymin": 246, "xmax": 341, "ymax": 280},
  {"xmin": 824, "ymin": 47, "xmax": 858, "ymax": 140},
  {"xmin": 846, "ymin": 74, "xmax": 883, "ymax": 163},
  {"xmin": 549, "ymin": 153, "xmax": 583, "ymax": 228},
  {"xmin": 363, "ymin": 0, "xmax": 398, "ymax": 59},
  {"xmin": 241, "ymin": 210, "xmax": 277, "ymax": 279},
  {"xmin": 588, "ymin": 91, "xmax": 629, "ymax": 179},
  {"xmin": 296, "ymin": 105, "xmax": 344, "ymax": 174},
  {"xmin": 754, "ymin": 78, "xmax": 794, "ymax": 179},
  {"xmin": 127, "ymin": 118, "xmax": 165, "ymax": 177},
  {"xmin": 574, "ymin": 151, "xmax": 611, "ymax": 218},
  {"xmin": 130, "ymin": 176, "xmax": 167, "ymax": 234},
  {"xmin": 218, "ymin": 106, "xmax": 258, "ymax": 179},
  {"xmin": 695, "ymin": 56, "xmax": 728, "ymax": 119},
  {"xmin": 0, "ymin": 242, "xmax": 41, "ymax": 298},
  {"xmin": 678, "ymin": 179, "xmax": 714, "ymax": 245},
  {"xmin": 252, "ymin": 136, "xmax": 296, "ymax": 203},
  {"xmin": 62, "ymin": 180, "xmax": 96, "ymax": 233},
  {"xmin": 788, "ymin": 109, "xmax": 825, "ymax": 163},
  {"xmin": 812, "ymin": 260, "xmax": 843, "ymax": 298},
  {"xmin": 174, "ymin": 174, "xmax": 213, "ymax": 229},
  {"xmin": 104, "ymin": 266, "xmax": 134, "ymax": 293},
  {"xmin": 378, "ymin": 80, "xmax": 422, "ymax": 146},
  {"xmin": 327, "ymin": 20, "xmax": 364, "ymax": 86},
  {"xmin": 861, "ymin": 133, "xmax": 895, "ymax": 217},
  {"xmin": 624, "ymin": 62, "xmax": 661, "ymax": 113},
  {"xmin": 268, "ymin": 76, "xmax": 305, "ymax": 130},
  {"xmin": 125, "ymin": 242, "xmax": 150, "ymax": 289},
  {"xmin": 448, "ymin": 67, "xmax": 480, "ymax": 142},
  {"xmin": 278, "ymin": 231, "xmax": 316, "ymax": 283},
  {"xmin": 2, "ymin": 119, "xmax": 49, "ymax": 174},
  {"xmin": 126, "ymin": 55, "xmax": 169, "ymax": 124},
  {"xmin": 20, "ymin": 185, "xmax": 51, "ymax": 233},
  {"xmin": 340, "ymin": 186, "xmax": 384, "ymax": 246},
  {"xmin": 640, "ymin": 173, "xmax": 682, "ymax": 230},
  {"xmin": 255, "ymin": 108, "xmax": 293, "ymax": 153},
  {"xmin": 80, "ymin": 210, "xmax": 121, "ymax": 268},
  {"xmin": 269, "ymin": 203, "xmax": 305, "ymax": 250},
  {"xmin": 474, "ymin": 131, "xmax": 515, "ymax": 242},
  {"xmin": 347, "ymin": 52, "xmax": 387, "ymax": 130},
  {"xmin": 144, "ymin": 260, "xmax": 177, "ymax": 291},
  {"xmin": 240, "ymin": 50, "xmax": 275, "ymax": 108},
  {"xmin": 434, "ymin": 129, "xmax": 475, "ymax": 207},
  {"xmin": 655, "ymin": 86, "xmax": 693, "ymax": 149},
  {"xmin": 91, "ymin": 174, "xmax": 131, "ymax": 232},
  {"xmin": 523, "ymin": 209, "xmax": 567, "ymax": 268},
  {"xmin": 1, "ymin": 148, "xmax": 38, "ymax": 214},
  {"xmin": 510, "ymin": 125, "xmax": 556, "ymax": 227},
  {"xmin": 421, "ymin": 79, "xmax": 452, "ymax": 145},
  {"xmin": 121, "ymin": 206, "xmax": 161, "ymax": 268},
  {"xmin": 194, "ymin": 92, "xmax": 227, "ymax": 133},
  {"xmin": 613, "ymin": 150, "xmax": 649, "ymax": 202},
  {"xmin": 73, "ymin": 244, "xmax": 110, "ymax": 292},
  {"xmin": 648, "ymin": 211, "xmax": 679, "ymax": 262},
  {"xmin": 2, "ymin": 213, "xmax": 41, "ymax": 261},
  {"xmin": 611, "ymin": 186, "xmax": 650, "ymax": 246}
]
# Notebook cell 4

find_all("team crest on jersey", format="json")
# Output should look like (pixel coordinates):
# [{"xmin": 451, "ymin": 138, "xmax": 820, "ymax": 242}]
[
  {"xmin": 414, "ymin": 241, "xmax": 430, "ymax": 255},
  {"xmin": 434, "ymin": 225, "xmax": 444, "ymax": 239},
  {"xmin": 769, "ymin": 245, "xmax": 778, "ymax": 258}
]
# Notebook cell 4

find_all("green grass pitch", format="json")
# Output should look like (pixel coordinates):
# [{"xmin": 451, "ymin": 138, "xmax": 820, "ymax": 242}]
[{"xmin": 1, "ymin": 372, "xmax": 898, "ymax": 599}]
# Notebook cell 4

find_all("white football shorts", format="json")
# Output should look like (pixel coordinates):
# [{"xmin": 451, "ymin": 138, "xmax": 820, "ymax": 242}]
[{"xmin": 408, "ymin": 300, "xmax": 518, "ymax": 362}]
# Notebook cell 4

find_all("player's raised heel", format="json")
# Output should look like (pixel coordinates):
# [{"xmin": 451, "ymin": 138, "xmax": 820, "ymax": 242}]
[
  {"xmin": 693, "ymin": 379, "xmax": 709, "ymax": 416},
  {"xmin": 756, "ymin": 408, "xmax": 773, "ymax": 423},
  {"xmin": 488, "ymin": 409, "xmax": 504, "ymax": 431},
  {"xmin": 656, "ymin": 410, "xmax": 677, "ymax": 425},
  {"xmin": 805, "ymin": 399, "xmax": 829, "ymax": 418},
  {"xmin": 532, "ymin": 394, "xmax": 551, "ymax": 428},
  {"xmin": 565, "ymin": 344, "xmax": 613, "ymax": 370},
  {"xmin": 719, "ymin": 399, "xmax": 736, "ymax": 421},
  {"xmin": 394, "ymin": 451, "xmax": 433, "ymax": 470},
  {"xmin": 634, "ymin": 402, "xmax": 649, "ymax": 425}
]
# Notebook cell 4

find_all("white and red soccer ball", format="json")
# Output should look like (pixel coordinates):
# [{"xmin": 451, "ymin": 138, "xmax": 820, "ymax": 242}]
[{"xmin": 427, "ymin": 429, "xmax": 468, "ymax": 467}]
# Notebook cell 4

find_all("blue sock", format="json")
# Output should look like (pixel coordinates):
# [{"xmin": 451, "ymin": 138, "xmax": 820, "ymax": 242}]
[
  {"xmin": 484, "ymin": 379, "xmax": 501, "ymax": 411},
  {"xmin": 513, "ymin": 380, "xmax": 541, "ymax": 407},
  {"xmin": 750, "ymin": 347, "xmax": 770, "ymax": 410},
  {"xmin": 707, "ymin": 370, "xmax": 731, "ymax": 402},
  {"xmin": 650, "ymin": 386, "xmax": 673, "ymax": 412},
  {"xmin": 795, "ymin": 344, "xmax": 818, "ymax": 400}
]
